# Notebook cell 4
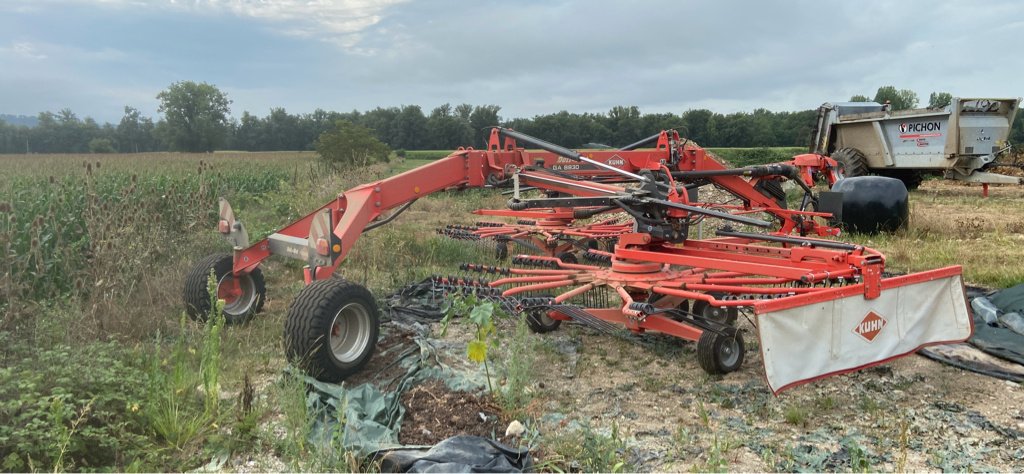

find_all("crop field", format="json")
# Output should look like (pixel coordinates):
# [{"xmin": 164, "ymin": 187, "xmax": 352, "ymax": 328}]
[{"xmin": 1, "ymin": 149, "xmax": 1023, "ymax": 471}]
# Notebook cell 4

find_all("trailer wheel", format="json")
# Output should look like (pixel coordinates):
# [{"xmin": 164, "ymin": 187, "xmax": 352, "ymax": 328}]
[
  {"xmin": 692, "ymin": 296, "xmax": 738, "ymax": 325},
  {"xmin": 832, "ymin": 147, "xmax": 868, "ymax": 178},
  {"xmin": 697, "ymin": 328, "xmax": 745, "ymax": 375},
  {"xmin": 183, "ymin": 253, "xmax": 265, "ymax": 324},
  {"xmin": 495, "ymin": 240, "xmax": 509, "ymax": 260},
  {"xmin": 284, "ymin": 279, "xmax": 380, "ymax": 383}
]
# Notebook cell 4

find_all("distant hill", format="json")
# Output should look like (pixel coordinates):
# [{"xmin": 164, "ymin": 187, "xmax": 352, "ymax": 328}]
[{"xmin": 0, "ymin": 114, "xmax": 39, "ymax": 127}]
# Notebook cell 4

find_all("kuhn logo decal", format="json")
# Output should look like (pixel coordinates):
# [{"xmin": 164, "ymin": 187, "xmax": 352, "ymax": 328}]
[
  {"xmin": 853, "ymin": 311, "xmax": 887, "ymax": 342},
  {"xmin": 899, "ymin": 122, "xmax": 941, "ymax": 133},
  {"xmin": 607, "ymin": 154, "xmax": 626, "ymax": 166}
]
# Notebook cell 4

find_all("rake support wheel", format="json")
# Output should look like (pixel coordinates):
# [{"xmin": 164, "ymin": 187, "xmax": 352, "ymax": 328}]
[
  {"xmin": 692, "ymin": 296, "xmax": 738, "ymax": 325},
  {"xmin": 183, "ymin": 253, "xmax": 266, "ymax": 324},
  {"xmin": 697, "ymin": 327, "xmax": 745, "ymax": 375},
  {"xmin": 284, "ymin": 279, "xmax": 380, "ymax": 382},
  {"xmin": 524, "ymin": 302, "xmax": 561, "ymax": 333}
]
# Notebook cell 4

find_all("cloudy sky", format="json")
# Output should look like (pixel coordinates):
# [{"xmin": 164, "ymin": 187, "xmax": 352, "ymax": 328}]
[{"xmin": 1, "ymin": 0, "xmax": 1021, "ymax": 124}]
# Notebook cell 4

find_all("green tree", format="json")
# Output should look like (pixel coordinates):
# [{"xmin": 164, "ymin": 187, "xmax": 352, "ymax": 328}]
[
  {"xmin": 262, "ymin": 107, "xmax": 303, "ymax": 151},
  {"xmin": 873, "ymin": 86, "xmax": 919, "ymax": 110},
  {"xmin": 315, "ymin": 119, "xmax": 391, "ymax": 168},
  {"xmin": 606, "ymin": 105, "xmax": 643, "ymax": 146},
  {"xmin": 116, "ymin": 106, "xmax": 156, "ymax": 153},
  {"xmin": 928, "ymin": 91, "xmax": 953, "ymax": 109},
  {"xmin": 469, "ymin": 105, "xmax": 501, "ymax": 148},
  {"xmin": 681, "ymin": 109, "xmax": 714, "ymax": 144},
  {"xmin": 156, "ymin": 81, "xmax": 232, "ymax": 152},
  {"xmin": 392, "ymin": 105, "xmax": 429, "ymax": 150},
  {"xmin": 849, "ymin": 94, "xmax": 871, "ymax": 102},
  {"xmin": 426, "ymin": 103, "xmax": 473, "ymax": 149},
  {"xmin": 232, "ymin": 111, "xmax": 262, "ymax": 151}
]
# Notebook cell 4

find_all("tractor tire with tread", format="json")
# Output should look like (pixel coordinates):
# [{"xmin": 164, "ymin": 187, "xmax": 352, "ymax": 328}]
[
  {"xmin": 697, "ymin": 327, "xmax": 745, "ymax": 375},
  {"xmin": 832, "ymin": 147, "xmax": 869, "ymax": 178},
  {"xmin": 284, "ymin": 278, "xmax": 380, "ymax": 383},
  {"xmin": 183, "ymin": 253, "xmax": 266, "ymax": 324}
]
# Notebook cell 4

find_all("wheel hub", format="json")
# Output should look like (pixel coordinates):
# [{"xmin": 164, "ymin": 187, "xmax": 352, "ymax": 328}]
[
  {"xmin": 330, "ymin": 302, "xmax": 372, "ymax": 364},
  {"xmin": 217, "ymin": 273, "xmax": 256, "ymax": 316},
  {"xmin": 719, "ymin": 337, "xmax": 740, "ymax": 366}
]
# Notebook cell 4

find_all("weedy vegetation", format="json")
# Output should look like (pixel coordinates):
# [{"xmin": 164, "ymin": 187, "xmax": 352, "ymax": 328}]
[{"xmin": 1, "ymin": 149, "xmax": 1022, "ymax": 471}]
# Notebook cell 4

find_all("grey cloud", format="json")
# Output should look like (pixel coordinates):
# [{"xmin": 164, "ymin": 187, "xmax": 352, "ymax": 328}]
[{"xmin": 1, "ymin": 0, "xmax": 1022, "ymax": 123}]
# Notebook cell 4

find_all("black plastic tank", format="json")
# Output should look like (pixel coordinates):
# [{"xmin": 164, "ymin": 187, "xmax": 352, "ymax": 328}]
[{"xmin": 829, "ymin": 176, "xmax": 909, "ymax": 234}]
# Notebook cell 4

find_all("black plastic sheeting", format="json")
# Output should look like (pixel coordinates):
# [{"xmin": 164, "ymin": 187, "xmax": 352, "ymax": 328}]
[
  {"xmin": 376, "ymin": 436, "xmax": 533, "ymax": 473},
  {"xmin": 990, "ymin": 283, "xmax": 1024, "ymax": 315},
  {"xmin": 921, "ymin": 282, "xmax": 1024, "ymax": 381}
]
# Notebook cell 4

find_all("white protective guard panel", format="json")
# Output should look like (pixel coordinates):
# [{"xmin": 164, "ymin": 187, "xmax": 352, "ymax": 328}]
[{"xmin": 756, "ymin": 274, "xmax": 972, "ymax": 394}]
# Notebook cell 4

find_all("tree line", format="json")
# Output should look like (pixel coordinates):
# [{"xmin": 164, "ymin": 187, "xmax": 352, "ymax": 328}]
[{"xmin": 1, "ymin": 81, "xmax": 1019, "ymax": 154}]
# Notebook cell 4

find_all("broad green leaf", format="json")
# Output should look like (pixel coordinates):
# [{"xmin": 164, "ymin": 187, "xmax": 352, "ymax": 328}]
[{"xmin": 469, "ymin": 302, "xmax": 494, "ymax": 326}]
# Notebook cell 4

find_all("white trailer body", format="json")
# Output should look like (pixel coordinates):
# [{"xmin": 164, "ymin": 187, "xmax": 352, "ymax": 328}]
[{"xmin": 812, "ymin": 98, "xmax": 1020, "ymax": 186}]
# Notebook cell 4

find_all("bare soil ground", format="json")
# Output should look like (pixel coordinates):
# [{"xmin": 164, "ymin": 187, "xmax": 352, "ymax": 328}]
[{"xmin": 398, "ymin": 379, "xmax": 504, "ymax": 446}]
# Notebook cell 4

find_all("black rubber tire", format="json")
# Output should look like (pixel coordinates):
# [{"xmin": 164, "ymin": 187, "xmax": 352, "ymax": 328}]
[
  {"xmin": 524, "ymin": 294, "xmax": 561, "ymax": 333},
  {"xmin": 495, "ymin": 241, "xmax": 509, "ymax": 260},
  {"xmin": 754, "ymin": 178, "xmax": 787, "ymax": 209},
  {"xmin": 697, "ymin": 327, "xmax": 745, "ymax": 375},
  {"xmin": 832, "ymin": 147, "xmax": 869, "ymax": 178},
  {"xmin": 556, "ymin": 251, "xmax": 578, "ymax": 264},
  {"xmin": 691, "ymin": 296, "xmax": 738, "ymax": 325},
  {"xmin": 284, "ymin": 279, "xmax": 380, "ymax": 383},
  {"xmin": 525, "ymin": 309, "xmax": 561, "ymax": 333},
  {"xmin": 183, "ymin": 253, "xmax": 266, "ymax": 324}
]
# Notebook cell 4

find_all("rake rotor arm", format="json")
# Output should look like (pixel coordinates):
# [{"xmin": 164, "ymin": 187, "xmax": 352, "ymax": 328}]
[
  {"xmin": 495, "ymin": 127, "xmax": 650, "ymax": 182},
  {"xmin": 227, "ymin": 150, "xmax": 526, "ymax": 280}
]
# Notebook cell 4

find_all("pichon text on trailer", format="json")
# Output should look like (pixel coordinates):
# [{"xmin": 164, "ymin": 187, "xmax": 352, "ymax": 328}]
[{"xmin": 898, "ymin": 121, "xmax": 942, "ymax": 133}]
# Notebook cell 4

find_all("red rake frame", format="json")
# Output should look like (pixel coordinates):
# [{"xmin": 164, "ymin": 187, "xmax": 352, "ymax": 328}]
[{"xmin": 201, "ymin": 127, "xmax": 971, "ymax": 393}]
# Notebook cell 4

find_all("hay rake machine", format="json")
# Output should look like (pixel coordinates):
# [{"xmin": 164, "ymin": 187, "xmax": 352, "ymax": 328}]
[{"xmin": 183, "ymin": 127, "xmax": 973, "ymax": 394}]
